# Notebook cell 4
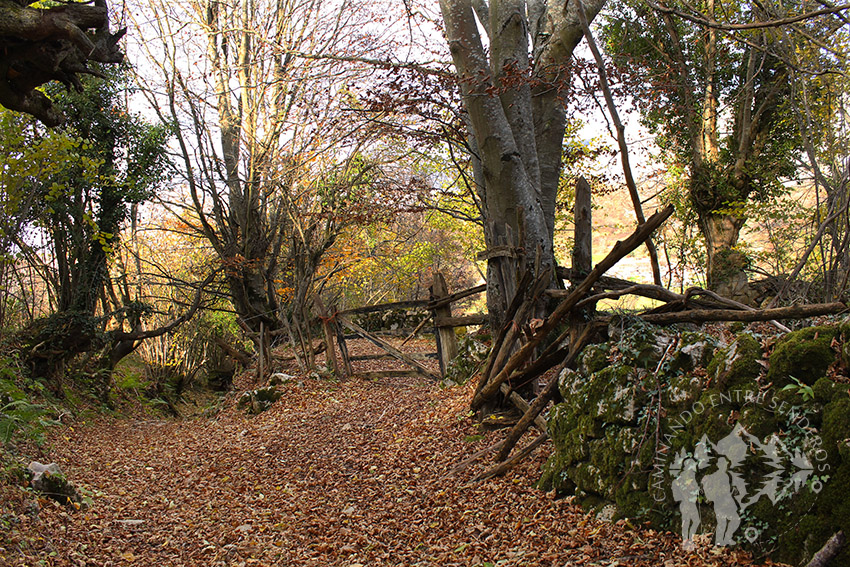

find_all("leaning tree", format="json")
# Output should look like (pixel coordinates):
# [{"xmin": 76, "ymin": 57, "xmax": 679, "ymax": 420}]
[{"xmin": 0, "ymin": 0, "xmax": 125, "ymax": 126}]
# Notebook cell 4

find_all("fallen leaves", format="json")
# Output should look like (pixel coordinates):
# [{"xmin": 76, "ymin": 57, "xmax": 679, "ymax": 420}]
[{"xmin": 0, "ymin": 338, "xmax": 780, "ymax": 566}]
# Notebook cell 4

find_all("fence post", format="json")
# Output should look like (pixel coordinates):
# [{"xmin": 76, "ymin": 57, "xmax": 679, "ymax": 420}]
[
  {"xmin": 314, "ymin": 297, "xmax": 340, "ymax": 377},
  {"xmin": 431, "ymin": 271, "xmax": 459, "ymax": 378},
  {"xmin": 570, "ymin": 176, "xmax": 594, "ymax": 350},
  {"xmin": 334, "ymin": 316, "xmax": 353, "ymax": 378}
]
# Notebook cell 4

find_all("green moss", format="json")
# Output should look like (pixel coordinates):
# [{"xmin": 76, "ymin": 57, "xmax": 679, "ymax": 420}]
[
  {"xmin": 616, "ymin": 323, "xmax": 671, "ymax": 370},
  {"xmin": 560, "ymin": 423, "xmax": 594, "ymax": 466},
  {"xmin": 769, "ymin": 462, "xmax": 850, "ymax": 566},
  {"xmin": 583, "ymin": 365, "xmax": 649, "ymax": 425},
  {"xmin": 538, "ymin": 452, "xmax": 577, "ymax": 495},
  {"xmin": 539, "ymin": 321, "xmax": 850, "ymax": 567},
  {"xmin": 236, "ymin": 385, "xmax": 281, "ymax": 414},
  {"xmin": 548, "ymin": 403, "xmax": 578, "ymax": 445},
  {"xmin": 738, "ymin": 405, "xmax": 780, "ymax": 440},
  {"xmin": 671, "ymin": 331, "xmax": 718, "ymax": 371},
  {"xmin": 444, "ymin": 334, "xmax": 489, "ymax": 386},
  {"xmin": 558, "ymin": 368, "xmax": 582, "ymax": 400},
  {"xmin": 578, "ymin": 344, "xmax": 610, "ymax": 376},
  {"xmin": 616, "ymin": 485, "xmax": 655, "ymax": 518},
  {"xmin": 568, "ymin": 462, "xmax": 609, "ymax": 496},
  {"xmin": 664, "ymin": 372, "xmax": 703, "ymax": 410},
  {"xmin": 813, "ymin": 377, "xmax": 847, "ymax": 404},
  {"xmin": 839, "ymin": 319, "xmax": 850, "ymax": 368},
  {"xmin": 822, "ymin": 398, "xmax": 850, "ymax": 464},
  {"xmin": 768, "ymin": 325, "xmax": 838, "ymax": 387},
  {"xmin": 706, "ymin": 333, "xmax": 763, "ymax": 391}
]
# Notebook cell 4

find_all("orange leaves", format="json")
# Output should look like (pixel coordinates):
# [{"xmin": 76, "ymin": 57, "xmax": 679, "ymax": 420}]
[{"xmin": 14, "ymin": 349, "xmax": 775, "ymax": 567}]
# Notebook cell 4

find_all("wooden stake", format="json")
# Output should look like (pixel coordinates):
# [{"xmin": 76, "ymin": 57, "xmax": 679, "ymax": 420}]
[
  {"xmin": 315, "ymin": 297, "xmax": 339, "ymax": 377},
  {"xmin": 471, "ymin": 205, "xmax": 674, "ymax": 411},
  {"xmin": 496, "ymin": 324, "xmax": 597, "ymax": 462},
  {"xmin": 334, "ymin": 318, "xmax": 353, "ymax": 379},
  {"xmin": 468, "ymin": 432, "xmax": 549, "ymax": 484},
  {"xmin": 431, "ymin": 272, "xmax": 459, "ymax": 377}
]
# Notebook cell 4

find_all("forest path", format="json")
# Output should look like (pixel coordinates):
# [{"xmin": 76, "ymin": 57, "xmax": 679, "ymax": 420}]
[{"xmin": 13, "ymin": 372, "xmax": 763, "ymax": 566}]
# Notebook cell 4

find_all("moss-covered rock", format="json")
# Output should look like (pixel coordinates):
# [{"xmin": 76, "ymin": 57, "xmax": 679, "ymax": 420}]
[
  {"xmin": 578, "ymin": 343, "xmax": 611, "ymax": 376},
  {"xmin": 542, "ymin": 321, "xmax": 850, "ymax": 566},
  {"xmin": 737, "ymin": 405, "xmax": 780, "ymax": 440},
  {"xmin": 664, "ymin": 372, "xmax": 703, "ymax": 410},
  {"xmin": 768, "ymin": 325, "xmax": 838, "ymax": 387},
  {"xmin": 27, "ymin": 462, "xmax": 82, "ymax": 507},
  {"xmin": 237, "ymin": 385, "xmax": 282, "ymax": 414},
  {"xmin": 610, "ymin": 319, "xmax": 676, "ymax": 370},
  {"xmin": 706, "ymin": 332, "xmax": 763, "ymax": 391},
  {"xmin": 444, "ymin": 334, "xmax": 490, "ymax": 386},
  {"xmin": 671, "ymin": 331, "xmax": 719, "ymax": 372},
  {"xmin": 538, "ymin": 451, "xmax": 577, "ymax": 495},
  {"xmin": 822, "ymin": 397, "xmax": 850, "ymax": 464},
  {"xmin": 812, "ymin": 377, "xmax": 847, "ymax": 404},
  {"xmin": 586, "ymin": 366, "xmax": 651, "ymax": 425}
]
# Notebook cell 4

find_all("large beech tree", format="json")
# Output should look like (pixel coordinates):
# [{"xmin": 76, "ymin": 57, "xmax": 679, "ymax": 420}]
[
  {"xmin": 133, "ymin": 0, "xmax": 400, "ymax": 345},
  {"xmin": 0, "ymin": 0, "xmax": 124, "ymax": 126},
  {"xmin": 439, "ymin": 0, "xmax": 606, "ymax": 325}
]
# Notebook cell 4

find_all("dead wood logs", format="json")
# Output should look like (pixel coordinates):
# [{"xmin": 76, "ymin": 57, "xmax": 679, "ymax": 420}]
[
  {"xmin": 400, "ymin": 316, "xmax": 430, "ymax": 346},
  {"xmin": 684, "ymin": 288, "xmax": 791, "ymax": 332},
  {"xmin": 806, "ymin": 531, "xmax": 845, "ymax": 567},
  {"xmin": 339, "ymin": 299, "xmax": 428, "ymax": 316},
  {"xmin": 469, "ymin": 432, "xmax": 550, "ymax": 484},
  {"xmin": 471, "ymin": 205, "xmax": 674, "ymax": 412},
  {"xmin": 637, "ymin": 302, "xmax": 847, "ymax": 325},
  {"xmin": 444, "ymin": 439, "xmax": 507, "ymax": 479},
  {"xmin": 475, "ymin": 270, "xmax": 535, "ymax": 397},
  {"xmin": 500, "ymin": 383, "xmax": 548, "ymax": 433},
  {"xmin": 427, "ymin": 284, "xmax": 487, "ymax": 311},
  {"xmin": 349, "ymin": 352, "xmax": 434, "ymax": 362},
  {"xmin": 495, "ymin": 323, "xmax": 598, "ymax": 462},
  {"xmin": 480, "ymin": 268, "xmax": 553, "ymax": 390},
  {"xmin": 213, "ymin": 337, "xmax": 252, "ymax": 368},
  {"xmin": 434, "ymin": 314, "xmax": 489, "ymax": 328}
]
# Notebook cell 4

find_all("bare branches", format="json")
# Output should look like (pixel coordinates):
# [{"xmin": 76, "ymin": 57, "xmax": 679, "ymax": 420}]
[
  {"xmin": 577, "ymin": 3, "xmax": 662, "ymax": 285},
  {"xmin": 646, "ymin": 0, "xmax": 850, "ymax": 31}
]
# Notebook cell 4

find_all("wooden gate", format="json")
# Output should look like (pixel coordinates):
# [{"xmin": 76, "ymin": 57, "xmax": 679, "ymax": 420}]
[{"xmin": 320, "ymin": 273, "xmax": 486, "ymax": 381}]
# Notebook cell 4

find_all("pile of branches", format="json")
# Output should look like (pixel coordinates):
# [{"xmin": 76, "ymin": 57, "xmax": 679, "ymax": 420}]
[{"xmin": 463, "ymin": 205, "xmax": 847, "ymax": 483}]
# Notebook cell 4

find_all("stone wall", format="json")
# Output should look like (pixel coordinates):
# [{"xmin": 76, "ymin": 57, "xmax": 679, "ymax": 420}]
[{"xmin": 540, "ymin": 318, "xmax": 850, "ymax": 565}]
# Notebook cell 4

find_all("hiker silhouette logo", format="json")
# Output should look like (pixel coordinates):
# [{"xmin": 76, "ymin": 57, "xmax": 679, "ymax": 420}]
[{"xmin": 656, "ymin": 390, "xmax": 829, "ymax": 549}]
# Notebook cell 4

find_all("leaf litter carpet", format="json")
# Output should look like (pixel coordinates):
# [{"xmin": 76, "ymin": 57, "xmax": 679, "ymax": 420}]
[{"xmin": 3, "ymin": 358, "xmax": 777, "ymax": 565}]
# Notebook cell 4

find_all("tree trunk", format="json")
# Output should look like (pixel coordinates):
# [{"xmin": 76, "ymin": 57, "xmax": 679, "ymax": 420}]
[
  {"xmin": 0, "ymin": 0, "xmax": 124, "ymax": 126},
  {"xmin": 699, "ymin": 209, "xmax": 749, "ymax": 301},
  {"xmin": 440, "ymin": 0, "xmax": 605, "ymax": 329}
]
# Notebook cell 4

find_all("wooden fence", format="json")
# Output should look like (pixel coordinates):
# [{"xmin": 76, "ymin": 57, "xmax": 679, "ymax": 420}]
[{"xmin": 317, "ymin": 274, "xmax": 488, "ymax": 381}]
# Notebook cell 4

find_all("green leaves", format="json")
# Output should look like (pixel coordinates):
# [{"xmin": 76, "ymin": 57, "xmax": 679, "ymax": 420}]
[{"xmin": 780, "ymin": 376, "xmax": 816, "ymax": 402}]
